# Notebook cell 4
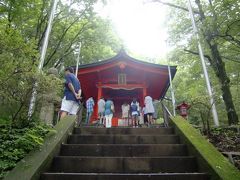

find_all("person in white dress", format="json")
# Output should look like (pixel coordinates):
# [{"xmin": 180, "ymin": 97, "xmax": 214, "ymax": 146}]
[
  {"xmin": 144, "ymin": 96, "xmax": 155, "ymax": 126},
  {"xmin": 121, "ymin": 102, "xmax": 130, "ymax": 126}
]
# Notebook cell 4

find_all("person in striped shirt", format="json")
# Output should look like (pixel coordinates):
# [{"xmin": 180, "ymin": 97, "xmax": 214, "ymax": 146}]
[{"xmin": 86, "ymin": 97, "xmax": 95, "ymax": 124}]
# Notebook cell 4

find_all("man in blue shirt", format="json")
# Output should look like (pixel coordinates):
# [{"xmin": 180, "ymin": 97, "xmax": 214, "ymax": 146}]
[{"xmin": 60, "ymin": 67, "xmax": 81, "ymax": 119}]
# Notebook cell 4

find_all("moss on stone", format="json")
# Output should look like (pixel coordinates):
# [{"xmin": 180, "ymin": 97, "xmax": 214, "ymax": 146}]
[{"xmin": 170, "ymin": 116, "xmax": 240, "ymax": 180}]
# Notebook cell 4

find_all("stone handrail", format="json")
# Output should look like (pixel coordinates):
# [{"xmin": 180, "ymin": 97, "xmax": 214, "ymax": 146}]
[
  {"xmin": 170, "ymin": 116, "xmax": 240, "ymax": 180},
  {"xmin": 161, "ymin": 102, "xmax": 172, "ymax": 127}
]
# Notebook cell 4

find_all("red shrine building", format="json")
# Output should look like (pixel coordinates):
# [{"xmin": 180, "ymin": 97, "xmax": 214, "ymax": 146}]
[{"xmin": 77, "ymin": 50, "xmax": 177, "ymax": 125}]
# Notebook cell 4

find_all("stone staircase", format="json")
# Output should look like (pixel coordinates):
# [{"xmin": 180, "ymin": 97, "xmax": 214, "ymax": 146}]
[{"xmin": 41, "ymin": 127, "xmax": 210, "ymax": 180}]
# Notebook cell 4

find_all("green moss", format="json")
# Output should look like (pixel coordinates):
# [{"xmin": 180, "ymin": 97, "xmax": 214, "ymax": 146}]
[{"xmin": 171, "ymin": 116, "xmax": 240, "ymax": 180}]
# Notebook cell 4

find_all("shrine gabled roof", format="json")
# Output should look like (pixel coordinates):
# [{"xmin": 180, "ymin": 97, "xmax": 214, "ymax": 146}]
[
  {"xmin": 77, "ymin": 49, "xmax": 177, "ymax": 73},
  {"xmin": 75, "ymin": 49, "xmax": 177, "ymax": 101}
]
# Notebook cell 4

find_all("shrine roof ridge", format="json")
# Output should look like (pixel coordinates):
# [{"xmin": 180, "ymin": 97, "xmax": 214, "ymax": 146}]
[{"xmin": 75, "ymin": 49, "xmax": 177, "ymax": 70}]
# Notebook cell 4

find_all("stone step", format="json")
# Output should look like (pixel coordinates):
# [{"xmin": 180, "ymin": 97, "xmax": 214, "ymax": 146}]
[
  {"xmin": 73, "ymin": 127, "xmax": 174, "ymax": 135},
  {"xmin": 68, "ymin": 134, "xmax": 180, "ymax": 144},
  {"xmin": 60, "ymin": 144, "xmax": 188, "ymax": 157},
  {"xmin": 41, "ymin": 172, "xmax": 210, "ymax": 180},
  {"xmin": 50, "ymin": 156, "xmax": 197, "ymax": 173}
]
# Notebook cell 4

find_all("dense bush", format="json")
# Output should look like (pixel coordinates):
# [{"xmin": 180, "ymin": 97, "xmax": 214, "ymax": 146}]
[{"xmin": 0, "ymin": 122, "xmax": 52, "ymax": 178}]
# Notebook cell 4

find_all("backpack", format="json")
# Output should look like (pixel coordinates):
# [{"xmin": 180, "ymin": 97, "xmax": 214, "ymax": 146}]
[{"xmin": 131, "ymin": 102, "xmax": 138, "ymax": 112}]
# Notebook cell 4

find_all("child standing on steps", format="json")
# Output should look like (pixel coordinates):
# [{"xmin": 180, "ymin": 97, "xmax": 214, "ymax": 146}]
[{"xmin": 130, "ymin": 98, "xmax": 140, "ymax": 128}]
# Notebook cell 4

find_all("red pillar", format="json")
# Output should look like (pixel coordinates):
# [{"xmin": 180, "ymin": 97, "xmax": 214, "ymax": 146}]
[
  {"xmin": 96, "ymin": 84, "xmax": 102, "ymax": 118},
  {"xmin": 142, "ymin": 72, "xmax": 147, "ymax": 106},
  {"xmin": 97, "ymin": 84, "xmax": 102, "ymax": 100},
  {"xmin": 142, "ymin": 86, "xmax": 147, "ymax": 106},
  {"xmin": 91, "ymin": 83, "xmax": 102, "ymax": 123}
]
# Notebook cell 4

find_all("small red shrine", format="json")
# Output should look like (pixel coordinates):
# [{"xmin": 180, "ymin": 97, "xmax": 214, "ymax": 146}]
[{"xmin": 77, "ymin": 50, "xmax": 177, "ymax": 125}]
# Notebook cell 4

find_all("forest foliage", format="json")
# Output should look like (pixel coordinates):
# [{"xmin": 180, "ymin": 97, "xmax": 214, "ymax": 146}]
[
  {"xmin": 0, "ymin": 0, "xmax": 122, "ymax": 123},
  {"xmin": 157, "ymin": 0, "xmax": 240, "ymax": 127},
  {"xmin": 0, "ymin": 0, "xmax": 121, "ymax": 178},
  {"xmin": 2, "ymin": 0, "xmax": 238, "ymax": 127},
  {"xmin": 0, "ymin": 0, "xmax": 240, "ymax": 177}
]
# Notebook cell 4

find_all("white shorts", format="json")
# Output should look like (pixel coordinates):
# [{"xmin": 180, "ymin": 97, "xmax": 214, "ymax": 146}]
[
  {"xmin": 132, "ymin": 111, "xmax": 138, "ymax": 116},
  {"xmin": 60, "ymin": 97, "xmax": 79, "ymax": 115}
]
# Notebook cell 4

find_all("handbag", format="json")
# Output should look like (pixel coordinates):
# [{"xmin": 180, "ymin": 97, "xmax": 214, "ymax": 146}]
[{"xmin": 111, "ymin": 104, "xmax": 115, "ymax": 112}]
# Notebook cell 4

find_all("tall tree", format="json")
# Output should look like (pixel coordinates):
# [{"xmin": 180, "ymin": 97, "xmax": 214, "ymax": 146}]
[
  {"xmin": 194, "ymin": 0, "xmax": 238, "ymax": 125},
  {"xmin": 152, "ymin": 0, "xmax": 239, "ymax": 125},
  {"xmin": 0, "ymin": 0, "xmax": 122, "ymax": 120}
]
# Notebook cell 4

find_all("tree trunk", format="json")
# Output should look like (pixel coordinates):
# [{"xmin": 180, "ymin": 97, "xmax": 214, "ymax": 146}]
[
  {"xmin": 195, "ymin": 0, "xmax": 239, "ymax": 125},
  {"xmin": 208, "ymin": 43, "xmax": 238, "ymax": 124},
  {"xmin": 200, "ymin": 112, "xmax": 207, "ymax": 135}
]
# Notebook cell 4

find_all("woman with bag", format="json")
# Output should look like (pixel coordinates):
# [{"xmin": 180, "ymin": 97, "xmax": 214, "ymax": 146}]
[{"xmin": 104, "ymin": 98, "xmax": 114, "ymax": 128}]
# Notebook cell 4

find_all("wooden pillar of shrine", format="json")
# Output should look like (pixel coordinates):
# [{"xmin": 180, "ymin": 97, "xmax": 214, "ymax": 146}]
[
  {"xmin": 142, "ymin": 83, "xmax": 147, "ymax": 106},
  {"xmin": 92, "ymin": 82, "xmax": 102, "ymax": 122}
]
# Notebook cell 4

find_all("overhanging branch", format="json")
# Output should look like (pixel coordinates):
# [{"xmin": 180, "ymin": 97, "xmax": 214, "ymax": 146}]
[
  {"xmin": 147, "ymin": 0, "xmax": 200, "ymax": 14},
  {"xmin": 184, "ymin": 49, "xmax": 240, "ymax": 64},
  {"xmin": 184, "ymin": 49, "xmax": 212, "ymax": 63}
]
